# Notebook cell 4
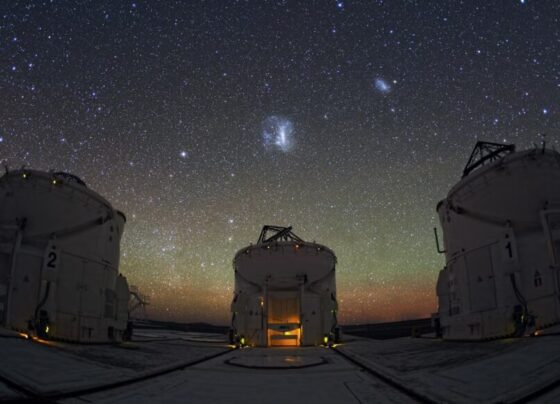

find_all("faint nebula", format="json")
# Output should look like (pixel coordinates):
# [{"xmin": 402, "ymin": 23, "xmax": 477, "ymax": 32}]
[
  {"xmin": 262, "ymin": 116, "xmax": 294, "ymax": 152},
  {"xmin": 374, "ymin": 78, "xmax": 391, "ymax": 94}
]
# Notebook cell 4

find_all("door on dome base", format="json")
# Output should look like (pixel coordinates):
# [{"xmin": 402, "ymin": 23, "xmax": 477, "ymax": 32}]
[
  {"xmin": 267, "ymin": 292, "xmax": 300, "ymax": 346},
  {"xmin": 542, "ymin": 210, "xmax": 560, "ymax": 301}
]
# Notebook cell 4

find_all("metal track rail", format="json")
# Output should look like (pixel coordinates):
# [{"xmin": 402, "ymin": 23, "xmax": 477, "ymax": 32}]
[
  {"xmin": 0, "ymin": 372, "xmax": 53, "ymax": 403},
  {"xmin": 7, "ymin": 343, "xmax": 557, "ymax": 403},
  {"xmin": 508, "ymin": 378, "xmax": 560, "ymax": 404},
  {"xmin": 332, "ymin": 346, "xmax": 437, "ymax": 404}
]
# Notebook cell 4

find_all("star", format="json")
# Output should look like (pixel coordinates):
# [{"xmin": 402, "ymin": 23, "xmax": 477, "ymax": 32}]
[{"xmin": 1, "ymin": 0, "xmax": 558, "ymax": 325}]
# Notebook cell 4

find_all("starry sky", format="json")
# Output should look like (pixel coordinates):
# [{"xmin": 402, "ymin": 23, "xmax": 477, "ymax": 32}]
[{"xmin": 1, "ymin": 0, "xmax": 559, "ymax": 325}]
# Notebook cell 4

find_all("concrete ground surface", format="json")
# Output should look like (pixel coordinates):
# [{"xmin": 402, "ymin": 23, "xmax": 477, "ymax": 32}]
[{"xmin": 1, "ymin": 327, "xmax": 559, "ymax": 403}]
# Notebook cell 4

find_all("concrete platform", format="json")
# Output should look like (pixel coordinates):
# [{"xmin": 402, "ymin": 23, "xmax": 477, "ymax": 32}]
[
  {"xmin": 64, "ymin": 345, "xmax": 411, "ymax": 404},
  {"xmin": 338, "ymin": 334, "xmax": 560, "ymax": 403},
  {"xmin": 2, "ymin": 328, "xmax": 560, "ymax": 403},
  {"xmin": 226, "ymin": 349, "xmax": 327, "ymax": 369}
]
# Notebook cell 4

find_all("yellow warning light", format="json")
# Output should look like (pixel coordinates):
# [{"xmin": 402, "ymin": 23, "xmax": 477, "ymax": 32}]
[
  {"xmin": 323, "ymin": 335, "xmax": 329, "ymax": 344},
  {"xmin": 240, "ymin": 337, "xmax": 245, "ymax": 346},
  {"xmin": 45, "ymin": 325, "xmax": 49, "ymax": 334}
]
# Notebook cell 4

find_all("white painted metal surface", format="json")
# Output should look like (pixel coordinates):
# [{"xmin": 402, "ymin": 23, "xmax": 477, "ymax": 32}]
[
  {"xmin": 231, "ymin": 226, "xmax": 338, "ymax": 346},
  {"xmin": 0, "ymin": 169, "xmax": 129, "ymax": 342},
  {"xmin": 434, "ymin": 144, "xmax": 560, "ymax": 339}
]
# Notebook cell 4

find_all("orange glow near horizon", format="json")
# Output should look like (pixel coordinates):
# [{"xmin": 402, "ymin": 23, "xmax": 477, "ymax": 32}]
[{"xmin": 141, "ymin": 277, "xmax": 437, "ymax": 326}]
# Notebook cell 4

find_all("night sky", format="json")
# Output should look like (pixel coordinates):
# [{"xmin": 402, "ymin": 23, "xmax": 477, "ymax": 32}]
[{"xmin": 1, "ymin": 1, "xmax": 559, "ymax": 325}]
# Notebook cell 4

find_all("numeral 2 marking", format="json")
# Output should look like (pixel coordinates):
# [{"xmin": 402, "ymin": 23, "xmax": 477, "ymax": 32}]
[{"xmin": 47, "ymin": 251, "xmax": 57, "ymax": 268}]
